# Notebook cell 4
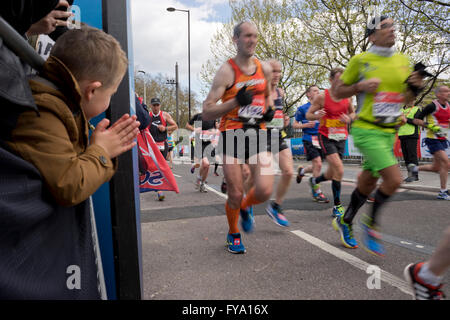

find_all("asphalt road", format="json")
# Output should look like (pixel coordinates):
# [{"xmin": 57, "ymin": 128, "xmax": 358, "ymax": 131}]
[{"xmin": 139, "ymin": 159, "xmax": 449, "ymax": 301}]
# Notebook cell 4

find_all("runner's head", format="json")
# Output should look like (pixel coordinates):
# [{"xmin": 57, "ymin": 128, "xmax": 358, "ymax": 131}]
[
  {"xmin": 305, "ymin": 85, "xmax": 319, "ymax": 103},
  {"xmin": 268, "ymin": 59, "xmax": 282, "ymax": 87},
  {"xmin": 329, "ymin": 67, "xmax": 344, "ymax": 87},
  {"xmin": 150, "ymin": 97, "xmax": 161, "ymax": 113},
  {"xmin": 366, "ymin": 16, "xmax": 396, "ymax": 48},
  {"xmin": 435, "ymin": 85, "xmax": 449, "ymax": 103},
  {"xmin": 233, "ymin": 21, "xmax": 258, "ymax": 58}
]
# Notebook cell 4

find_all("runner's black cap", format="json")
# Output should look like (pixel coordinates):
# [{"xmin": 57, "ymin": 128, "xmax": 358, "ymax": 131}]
[
  {"xmin": 151, "ymin": 97, "xmax": 161, "ymax": 105},
  {"xmin": 365, "ymin": 15, "xmax": 389, "ymax": 37}
]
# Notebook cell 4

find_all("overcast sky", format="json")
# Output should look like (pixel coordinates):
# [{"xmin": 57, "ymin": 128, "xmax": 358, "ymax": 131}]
[{"xmin": 131, "ymin": 0, "xmax": 232, "ymax": 102}]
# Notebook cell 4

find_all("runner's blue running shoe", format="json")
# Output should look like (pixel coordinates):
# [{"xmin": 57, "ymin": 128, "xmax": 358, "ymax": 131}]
[
  {"xmin": 360, "ymin": 216, "xmax": 385, "ymax": 257},
  {"xmin": 332, "ymin": 204, "xmax": 345, "ymax": 218},
  {"xmin": 332, "ymin": 216, "xmax": 358, "ymax": 249},
  {"xmin": 226, "ymin": 233, "xmax": 246, "ymax": 254},
  {"xmin": 240, "ymin": 206, "xmax": 254, "ymax": 233},
  {"xmin": 265, "ymin": 203, "xmax": 290, "ymax": 227},
  {"xmin": 437, "ymin": 190, "xmax": 450, "ymax": 200}
]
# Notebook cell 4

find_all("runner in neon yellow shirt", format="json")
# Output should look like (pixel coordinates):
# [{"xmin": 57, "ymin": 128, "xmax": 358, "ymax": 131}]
[{"xmin": 331, "ymin": 16, "xmax": 425, "ymax": 256}]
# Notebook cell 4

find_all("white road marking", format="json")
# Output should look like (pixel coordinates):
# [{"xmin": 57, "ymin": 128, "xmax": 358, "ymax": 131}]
[
  {"xmin": 290, "ymin": 229, "xmax": 412, "ymax": 296},
  {"xmin": 204, "ymin": 184, "xmax": 227, "ymax": 200},
  {"xmin": 173, "ymin": 174, "xmax": 182, "ymax": 178}
]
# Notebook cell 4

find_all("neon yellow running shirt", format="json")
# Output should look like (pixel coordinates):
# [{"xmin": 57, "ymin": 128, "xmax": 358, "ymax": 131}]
[{"xmin": 340, "ymin": 51, "xmax": 412, "ymax": 133}]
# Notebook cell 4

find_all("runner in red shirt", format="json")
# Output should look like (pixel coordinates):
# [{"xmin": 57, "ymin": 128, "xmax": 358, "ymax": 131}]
[{"xmin": 306, "ymin": 68, "xmax": 356, "ymax": 218}]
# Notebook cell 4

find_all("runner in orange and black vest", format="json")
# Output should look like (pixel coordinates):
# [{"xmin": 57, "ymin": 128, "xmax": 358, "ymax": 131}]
[
  {"xmin": 264, "ymin": 59, "xmax": 292, "ymax": 228},
  {"xmin": 202, "ymin": 21, "xmax": 275, "ymax": 254},
  {"xmin": 306, "ymin": 68, "xmax": 356, "ymax": 218},
  {"xmin": 148, "ymin": 97, "xmax": 178, "ymax": 201}
]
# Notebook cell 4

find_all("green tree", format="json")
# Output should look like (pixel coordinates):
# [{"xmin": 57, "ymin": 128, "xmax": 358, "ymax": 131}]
[
  {"xmin": 200, "ymin": 0, "xmax": 449, "ymax": 113},
  {"xmin": 135, "ymin": 71, "xmax": 202, "ymax": 128}
]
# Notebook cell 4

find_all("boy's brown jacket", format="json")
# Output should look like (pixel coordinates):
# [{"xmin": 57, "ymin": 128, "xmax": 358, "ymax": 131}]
[{"xmin": 7, "ymin": 56, "xmax": 117, "ymax": 206}]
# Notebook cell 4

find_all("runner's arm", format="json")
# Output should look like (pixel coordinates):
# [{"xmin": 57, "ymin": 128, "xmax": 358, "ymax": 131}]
[
  {"xmin": 306, "ymin": 93, "xmax": 325, "ymax": 121},
  {"xmin": 292, "ymin": 115, "xmax": 316, "ymax": 129},
  {"xmin": 412, "ymin": 104, "xmax": 435, "ymax": 127},
  {"xmin": 261, "ymin": 61, "xmax": 273, "ymax": 109},
  {"xmin": 202, "ymin": 64, "xmax": 239, "ymax": 121},
  {"xmin": 348, "ymin": 101, "xmax": 356, "ymax": 121},
  {"xmin": 163, "ymin": 112, "xmax": 178, "ymax": 133}
]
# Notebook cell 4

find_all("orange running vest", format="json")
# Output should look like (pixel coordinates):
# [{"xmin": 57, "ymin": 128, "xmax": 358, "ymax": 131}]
[{"xmin": 219, "ymin": 58, "xmax": 267, "ymax": 131}]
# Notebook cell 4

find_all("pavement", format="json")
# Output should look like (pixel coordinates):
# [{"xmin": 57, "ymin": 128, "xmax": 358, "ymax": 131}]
[{"xmin": 138, "ymin": 155, "xmax": 449, "ymax": 302}]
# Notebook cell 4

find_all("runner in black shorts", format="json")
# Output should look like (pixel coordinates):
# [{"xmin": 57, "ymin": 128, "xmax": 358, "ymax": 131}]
[
  {"xmin": 293, "ymin": 85, "xmax": 329, "ymax": 203},
  {"xmin": 186, "ymin": 113, "xmax": 218, "ymax": 193},
  {"xmin": 306, "ymin": 68, "xmax": 355, "ymax": 217},
  {"xmin": 264, "ymin": 59, "xmax": 292, "ymax": 227}
]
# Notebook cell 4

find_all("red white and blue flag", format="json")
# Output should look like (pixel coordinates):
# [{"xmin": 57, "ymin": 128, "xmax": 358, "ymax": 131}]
[{"xmin": 137, "ymin": 128, "xmax": 179, "ymax": 193}]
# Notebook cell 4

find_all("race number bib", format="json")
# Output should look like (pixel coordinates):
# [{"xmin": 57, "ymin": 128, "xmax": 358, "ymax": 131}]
[
  {"xmin": 238, "ymin": 96, "xmax": 265, "ymax": 121},
  {"xmin": 328, "ymin": 127, "xmax": 347, "ymax": 141},
  {"xmin": 266, "ymin": 109, "xmax": 284, "ymax": 129},
  {"xmin": 373, "ymin": 92, "xmax": 404, "ymax": 124},
  {"xmin": 200, "ymin": 130, "xmax": 214, "ymax": 141},
  {"xmin": 156, "ymin": 141, "xmax": 165, "ymax": 151},
  {"xmin": 312, "ymin": 135, "xmax": 321, "ymax": 149},
  {"xmin": 238, "ymin": 105, "xmax": 264, "ymax": 119}
]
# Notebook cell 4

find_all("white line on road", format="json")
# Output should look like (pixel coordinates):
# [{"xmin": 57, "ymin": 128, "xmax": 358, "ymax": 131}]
[
  {"xmin": 290, "ymin": 229, "xmax": 412, "ymax": 296},
  {"xmin": 205, "ymin": 184, "xmax": 227, "ymax": 200},
  {"xmin": 173, "ymin": 174, "xmax": 182, "ymax": 178}
]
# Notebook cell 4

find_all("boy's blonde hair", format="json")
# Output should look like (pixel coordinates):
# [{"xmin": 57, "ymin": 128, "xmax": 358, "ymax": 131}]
[{"xmin": 51, "ymin": 26, "xmax": 128, "ymax": 88}]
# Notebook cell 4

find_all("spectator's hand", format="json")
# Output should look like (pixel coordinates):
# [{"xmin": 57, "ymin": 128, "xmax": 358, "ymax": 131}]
[
  {"xmin": 26, "ymin": 1, "xmax": 73, "ymax": 36},
  {"xmin": 357, "ymin": 78, "xmax": 381, "ymax": 93},
  {"xmin": 91, "ymin": 114, "xmax": 140, "ymax": 159}
]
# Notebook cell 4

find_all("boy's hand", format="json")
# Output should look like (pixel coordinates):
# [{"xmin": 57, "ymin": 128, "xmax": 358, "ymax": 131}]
[{"xmin": 91, "ymin": 114, "xmax": 140, "ymax": 159}]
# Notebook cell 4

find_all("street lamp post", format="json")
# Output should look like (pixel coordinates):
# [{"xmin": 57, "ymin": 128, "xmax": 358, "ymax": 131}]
[
  {"xmin": 167, "ymin": 62, "xmax": 180, "ymax": 144},
  {"xmin": 166, "ymin": 62, "xmax": 179, "ymax": 127},
  {"xmin": 137, "ymin": 70, "xmax": 146, "ymax": 105},
  {"xmin": 167, "ymin": 7, "xmax": 191, "ymax": 120}
]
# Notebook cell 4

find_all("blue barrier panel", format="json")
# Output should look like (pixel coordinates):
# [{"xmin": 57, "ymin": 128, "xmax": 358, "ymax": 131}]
[{"xmin": 290, "ymin": 137, "xmax": 304, "ymax": 155}]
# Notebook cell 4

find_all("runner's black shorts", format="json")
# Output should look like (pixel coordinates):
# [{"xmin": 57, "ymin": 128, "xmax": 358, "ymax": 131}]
[
  {"xmin": 318, "ymin": 133, "xmax": 346, "ymax": 158},
  {"xmin": 303, "ymin": 139, "xmax": 323, "ymax": 161},
  {"xmin": 267, "ymin": 129, "xmax": 289, "ymax": 154},
  {"xmin": 194, "ymin": 140, "xmax": 216, "ymax": 159},
  {"xmin": 219, "ymin": 128, "xmax": 270, "ymax": 162}
]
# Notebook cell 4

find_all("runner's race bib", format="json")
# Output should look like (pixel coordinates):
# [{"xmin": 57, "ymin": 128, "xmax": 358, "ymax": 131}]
[
  {"xmin": 200, "ymin": 130, "xmax": 214, "ymax": 141},
  {"xmin": 312, "ymin": 135, "xmax": 321, "ymax": 149},
  {"xmin": 156, "ymin": 141, "xmax": 165, "ymax": 151},
  {"xmin": 326, "ymin": 118, "xmax": 347, "ymax": 141},
  {"xmin": 238, "ymin": 96, "xmax": 265, "ymax": 121},
  {"xmin": 266, "ymin": 109, "xmax": 284, "ymax": 129},
  {"xmin": 373, "ymin": 92, "xmax": 404, "ymax": 124},
  {"xmin": 328, "ymin": 127, "xmax": 347, "ymax": 141}
]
